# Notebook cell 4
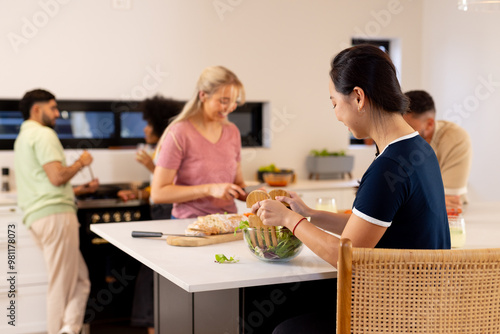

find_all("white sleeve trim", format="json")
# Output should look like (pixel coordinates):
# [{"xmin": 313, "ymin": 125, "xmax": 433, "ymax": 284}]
[
  {"xmin": 376, "ymin": 131, "xmax": 419, "ymax": 158},
  {"xmin": 353, "ymin": 207, "xmax": 392, "ymax": 228},
  {"xmin": 444, "ymin": 187, "xmax": 467, "ymax": 196}
]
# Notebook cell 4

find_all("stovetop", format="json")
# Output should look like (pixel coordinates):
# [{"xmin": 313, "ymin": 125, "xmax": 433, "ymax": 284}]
[{"xmin": 76, "ymin": 182, "xmax": 149, "ymax": 209}]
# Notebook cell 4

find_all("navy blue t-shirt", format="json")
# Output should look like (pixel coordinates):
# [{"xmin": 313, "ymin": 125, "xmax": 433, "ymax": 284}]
[{"xmin": 353, "ymin": 132, "xmax": 450, "ymax": 249}]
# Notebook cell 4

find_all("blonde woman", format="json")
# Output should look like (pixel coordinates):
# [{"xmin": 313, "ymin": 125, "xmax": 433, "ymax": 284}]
[{"xmin": 151, "ymin": 66, "xmax": 247, "ymax": 218}]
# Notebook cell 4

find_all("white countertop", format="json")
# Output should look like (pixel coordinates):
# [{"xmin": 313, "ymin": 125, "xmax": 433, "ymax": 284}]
[
  {"xmin": 0, "ymin": 179, "xmax": 358, "ymax": 207},
  {"xmin": 458, "ymin": 201, "xmax": 500, "ymax": 249},
  {"xmin": 90, "ymin": 201, "xmax": 500, "ymax": 294},
  {"xmin": 91, "ymin": 219, "xmax": 335, "ymax": 293}
]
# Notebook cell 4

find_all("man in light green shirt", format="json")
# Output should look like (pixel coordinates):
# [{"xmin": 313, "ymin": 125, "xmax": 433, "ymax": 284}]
[
  {"xmin": 14, "ymin": 89, "xmax": 95, "ymax": 334},
  {"xmin": 15, "ymin": 119, "xmax": 77, "ymax": 227}
]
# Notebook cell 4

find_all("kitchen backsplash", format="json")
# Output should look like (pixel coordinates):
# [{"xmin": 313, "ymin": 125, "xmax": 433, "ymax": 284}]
[
  {"xmin": 1, "ymin": 145, "xmax": 375, "ymax": 191},
  {"xmin": 0, "ymin": 149, "xmax": 150, "ymax": 190}
]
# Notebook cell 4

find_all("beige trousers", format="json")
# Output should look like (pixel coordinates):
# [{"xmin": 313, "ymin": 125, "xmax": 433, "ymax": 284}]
[{"xmin": 31, "ymin": 212, "xmax": 91, "ymax": 334}]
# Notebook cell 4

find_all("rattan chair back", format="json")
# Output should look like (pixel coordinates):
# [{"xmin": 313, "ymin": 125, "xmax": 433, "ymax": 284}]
[{"xmin": 337, "ymin": 238, "xmax": 500, "ymax": 334}]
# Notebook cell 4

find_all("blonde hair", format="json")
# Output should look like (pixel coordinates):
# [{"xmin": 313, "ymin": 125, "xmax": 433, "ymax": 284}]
[
  {"xmin": 156, "ymin": 66, "xmax": 245, "ymax": 154},
  {"xmin": 169, "ymin": 66, "xmax": 245, "ymax": 129}
]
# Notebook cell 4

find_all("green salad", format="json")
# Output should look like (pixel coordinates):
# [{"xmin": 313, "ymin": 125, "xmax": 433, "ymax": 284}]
[{"xmin": 235, "ymin": 220, "xmax": 303, "ymax": 261}]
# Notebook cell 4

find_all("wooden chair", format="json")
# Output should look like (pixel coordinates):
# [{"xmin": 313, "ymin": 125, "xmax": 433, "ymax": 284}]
[{"xmin": 337, "ymin": 238, "xmax": 500, "ymax": 334}]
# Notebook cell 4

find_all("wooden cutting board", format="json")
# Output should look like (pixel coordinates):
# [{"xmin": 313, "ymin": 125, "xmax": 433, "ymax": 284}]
[{"xmin": 166, "ymin": 232, "xmax": 243, "ymax": 247}]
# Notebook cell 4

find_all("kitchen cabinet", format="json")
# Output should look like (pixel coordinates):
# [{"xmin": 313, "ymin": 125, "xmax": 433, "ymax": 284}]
[{"xmin": 0, "ymin": 205, "xmax": 47, "ymax": 334}]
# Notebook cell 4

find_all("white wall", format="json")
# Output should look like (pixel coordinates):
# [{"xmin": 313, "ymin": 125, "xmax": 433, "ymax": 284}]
[
  {"xmin": 0, "ymin": 0, "xmax": 423, "ymax": 187},
  {"xmin": 421, "ymin": 1, "xmax": 500, "ymax": 201}
]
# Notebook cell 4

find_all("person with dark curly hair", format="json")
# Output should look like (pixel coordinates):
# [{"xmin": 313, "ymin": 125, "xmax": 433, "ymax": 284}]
[
  {"xmin": 117, "ymin": 95, "xmax": 183, "ymax": 215},
  {"xmin": 135, "ymin": 96, "xmax": 185, "ymax": 173},
  {"xmin": 121, "ymin": 95, "xmax": 182, "ymax": 334}
]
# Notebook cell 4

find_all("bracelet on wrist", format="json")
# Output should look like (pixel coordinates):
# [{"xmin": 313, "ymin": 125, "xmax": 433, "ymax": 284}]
[{"xmin": 292, "ymin": 217, "xmax": 307, "ymax": 235}]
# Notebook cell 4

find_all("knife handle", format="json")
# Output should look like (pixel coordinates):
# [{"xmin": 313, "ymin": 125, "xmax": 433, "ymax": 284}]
[{"xmin": 131, "ymin": 231, "xmax": 163, "ymax": 238}]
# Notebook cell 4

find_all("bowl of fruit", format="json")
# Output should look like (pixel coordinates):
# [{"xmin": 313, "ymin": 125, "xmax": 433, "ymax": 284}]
[
  {"xmin": 262, "ymin": 171, "xmax": 294, "ymax": 187},
  {"xmin": 257, "ymin": 164, "xmax": 294, "ymax": 186}
]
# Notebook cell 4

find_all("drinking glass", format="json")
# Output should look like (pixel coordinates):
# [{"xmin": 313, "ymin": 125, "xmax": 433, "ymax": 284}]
[
  {"xmin": 136, "ymin": 143, "xmax": 145, "ymax": 152},
  {"xmin": 448, "ymin": 212, "xmax": 466, "ymax": 248},
  {"xmin": 136, "ymin": 143, "xmax": 153, "ymax": 159},
  {"xmin": 315, "ymin": 197, "xmax": 338, "ymax": 213}
]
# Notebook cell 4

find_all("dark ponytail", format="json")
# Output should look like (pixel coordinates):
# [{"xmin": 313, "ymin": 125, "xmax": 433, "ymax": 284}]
[{"xmin": 329, "ymin": 44, "xmax": 409, "ymax": 115}]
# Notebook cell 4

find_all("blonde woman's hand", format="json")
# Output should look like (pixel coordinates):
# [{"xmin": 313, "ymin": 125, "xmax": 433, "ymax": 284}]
[{"xmin": 208, "ymin": 183, "xmax": 246, "ymax": 200}]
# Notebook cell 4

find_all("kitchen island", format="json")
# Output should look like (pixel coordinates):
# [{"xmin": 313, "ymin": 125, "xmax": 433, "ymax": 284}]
[
  {"xmin": 90, "ymin": 200, "xmax": 500, "ymax": 334},
  {"xmin": 91, "ymin": 218, "xmax": 335, "ymax": 333}
]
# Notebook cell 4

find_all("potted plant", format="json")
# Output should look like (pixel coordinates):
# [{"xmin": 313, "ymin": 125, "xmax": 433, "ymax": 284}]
[{"xmin": 306, "ymin": 149, "xmax": 354, "ymax": 180}]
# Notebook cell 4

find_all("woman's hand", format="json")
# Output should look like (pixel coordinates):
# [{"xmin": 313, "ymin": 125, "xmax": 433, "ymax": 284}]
[
  {"xmin": 118, "ymin": 189, "xmax": 136, "ymax": 202},
  {"xmin": 275, "ymin": 191, "xmax": 313, "ymax": 218},
  {"xmin": 208, "ymin": 183, "xmax": 246, "ymax": 200},
  {"xmin": 136, "ymin": 149, "xmax": 155, "ymax": 173},
  {"xmin": 252, "ymin": 199, "xmax": 302, "ymax": 229}
]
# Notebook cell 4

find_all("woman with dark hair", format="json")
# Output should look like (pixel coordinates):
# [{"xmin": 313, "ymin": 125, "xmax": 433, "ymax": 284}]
[
  {"xmin": 117, "ymin": 95, "xmax": 183, "ymax": 219},
  {"xmin": 120, "ymin": 95, "xmax": 182, "ymax": 334},
  {"xmin": 134, "ymin": 96, "xmax": 184, "ymax": 173},
  {"xmin": 251, "ymin": 45, "xmax": 451, "ymax": 333}
]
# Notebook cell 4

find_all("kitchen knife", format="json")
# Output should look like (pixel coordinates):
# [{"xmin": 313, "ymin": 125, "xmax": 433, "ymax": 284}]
[
  {"xmin": 243, "ymin": 183, "xmax": 266, "ymax": 193},
  {"xmin": 131, "ymin": 231, "xmax": 207, "ymax": 238}
]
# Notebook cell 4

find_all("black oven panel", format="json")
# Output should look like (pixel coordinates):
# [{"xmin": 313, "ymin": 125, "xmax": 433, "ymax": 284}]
[
  {"xmin": 76, "ymin": 189, "xmax": 151, "ymax": 326},
  {"xmin": 78, "ymin": 204, "xmax": 151, "ymax": 234}
]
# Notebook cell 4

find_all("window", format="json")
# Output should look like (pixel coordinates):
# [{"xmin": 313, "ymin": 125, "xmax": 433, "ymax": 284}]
[
  {"xmin": 55, "ymin": 111, "xmax": 115, "ymax": 139},
  {"xmin": 120, "ymin": 112, "xmax": 148, "ymax": 138},
  {"xmin": 0, "ymin": 99, "xmax": 265, "ymax": 149},
  {"xmin": 228, "ymin": 102, "xmax": 263, "ymax": 147},
  {"xmin": 0, "ymin": 111, "xmax": 22, "ymax": 140}
]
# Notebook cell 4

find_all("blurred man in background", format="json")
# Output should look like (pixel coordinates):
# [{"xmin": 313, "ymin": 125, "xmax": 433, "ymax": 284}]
[
  {"xmin": 404, "ymin": 90, "xmax": 472, "ymax": 210},
  {"xmin": 14, "ymin": 89, "xmax": 97, "ymax": 334}
]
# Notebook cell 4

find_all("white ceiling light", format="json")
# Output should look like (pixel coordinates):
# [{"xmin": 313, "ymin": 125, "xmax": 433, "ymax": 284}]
[{"xmin": 458, "ymin": 0, "xmax": 500, "ymax": 11}]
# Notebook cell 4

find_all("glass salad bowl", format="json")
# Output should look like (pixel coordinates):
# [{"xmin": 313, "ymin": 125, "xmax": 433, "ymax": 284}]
[{"xmin": 243, "ymin": 227, "xmax": 303, "ymax": 262}]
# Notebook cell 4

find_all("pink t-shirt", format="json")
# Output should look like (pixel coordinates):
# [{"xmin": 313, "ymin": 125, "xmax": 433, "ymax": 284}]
[{"xmin": 156, "ymin": 120, "xmax": 242, "ymax": 218}]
